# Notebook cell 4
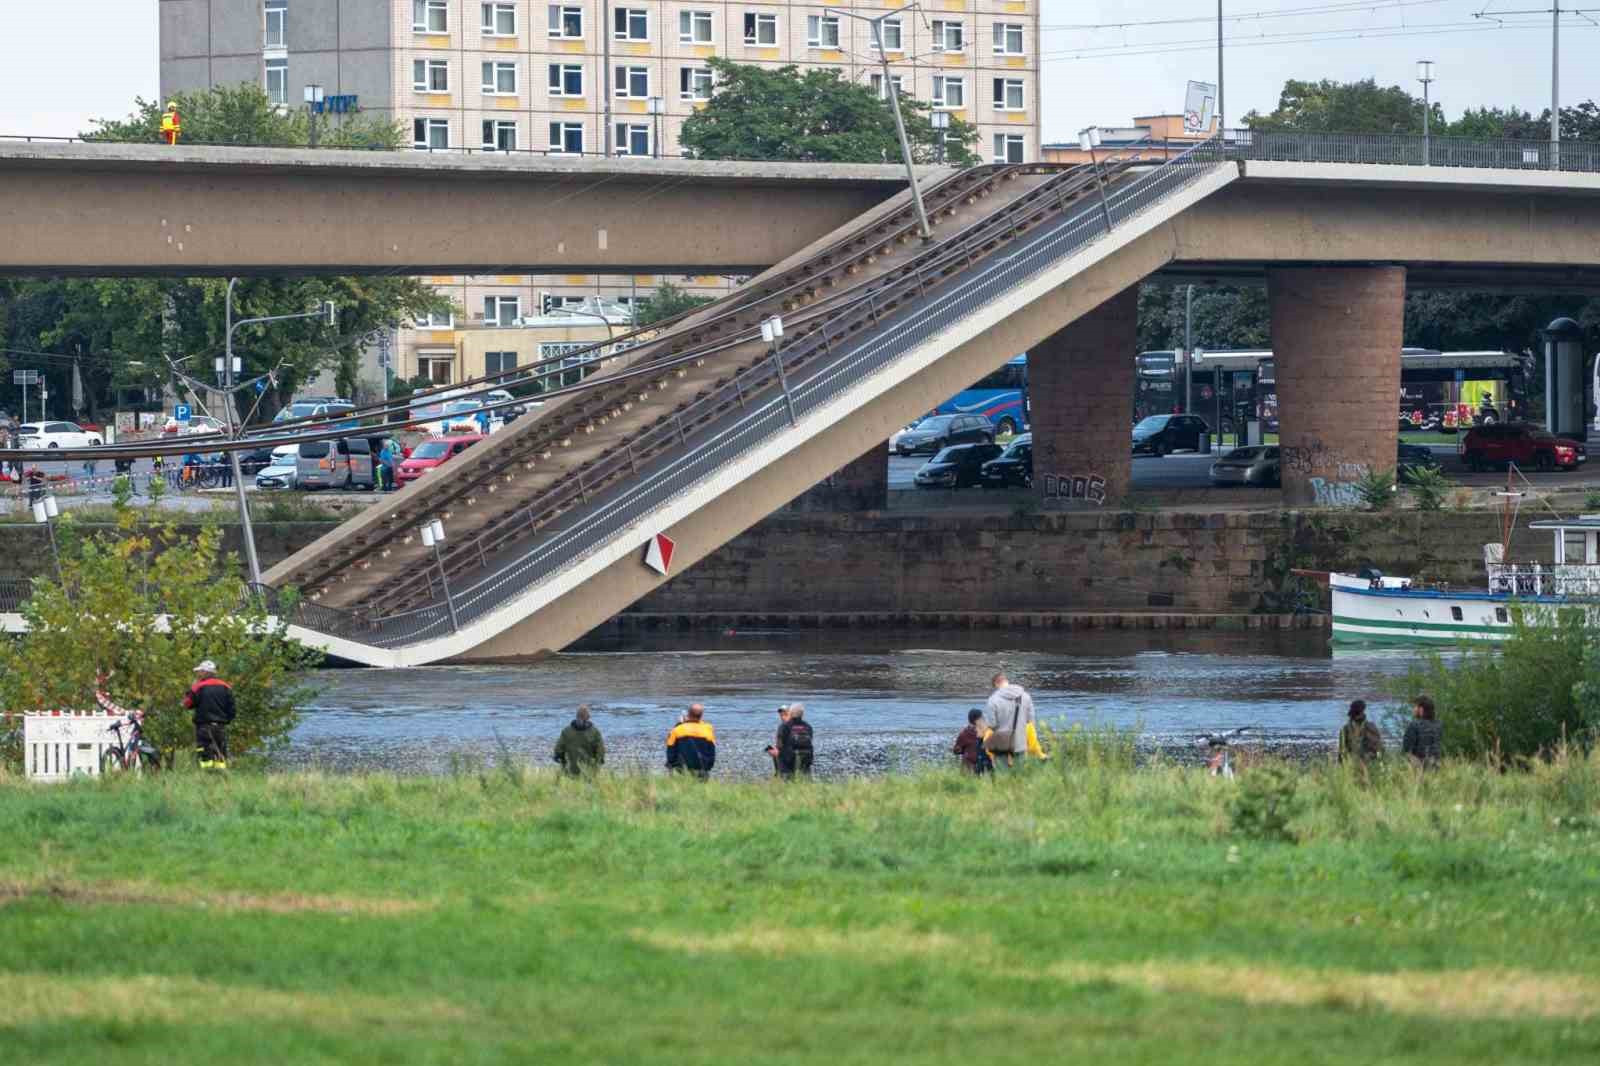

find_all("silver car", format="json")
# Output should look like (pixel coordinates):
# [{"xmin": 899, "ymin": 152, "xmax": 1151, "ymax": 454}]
[{"xmin": 1210, "ymin": 446, "xmax": 1280, "ymax": 487}]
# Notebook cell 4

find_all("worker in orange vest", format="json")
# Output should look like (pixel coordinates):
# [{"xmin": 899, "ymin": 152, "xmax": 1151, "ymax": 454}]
[{"xmin": 160, "ymin": 102, "xmax": 182, "ymax": 145}]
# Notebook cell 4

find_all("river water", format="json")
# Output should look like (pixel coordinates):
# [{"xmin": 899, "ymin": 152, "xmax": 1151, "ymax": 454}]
[{"xmin": 281, "ymin": 629, "xmax": 1431, "ymax": 778}]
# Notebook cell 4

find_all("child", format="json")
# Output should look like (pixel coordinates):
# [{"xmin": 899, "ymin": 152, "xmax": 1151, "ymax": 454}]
[{"xmin": 952, "ymin": 709, "xmax": 993, "ymax": 775}]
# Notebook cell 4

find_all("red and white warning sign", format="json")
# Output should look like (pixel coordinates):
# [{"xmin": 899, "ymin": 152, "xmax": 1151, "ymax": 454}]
[{"xmin": 643, "ymin": 532, "xmax": 676, "ymax": 576}]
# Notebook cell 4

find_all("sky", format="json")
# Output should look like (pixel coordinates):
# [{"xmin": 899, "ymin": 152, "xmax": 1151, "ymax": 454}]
[{"xmin": 0, "ymin": 2, "xmax": 1593, "ymax": 143}]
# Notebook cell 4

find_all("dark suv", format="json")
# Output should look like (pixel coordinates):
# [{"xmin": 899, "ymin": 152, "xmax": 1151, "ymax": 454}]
[
  {"xmin": 914, "ymin": 443, "xmax": 1004, "ymax": 489},
  {"xmin": 979, "ymin": 435, "xmax": 1032, "ymax": 487},
  {"xmin": 894, "ymin": 413, "xmax": 995, "ymax": 456},
  {"xmin": 1132, "ymin": 414, "xmax": 1209, "ymax": 457},
  {"xmin": 1460, "ymin": 422, "xmax": 1587, "ymax": 472}
]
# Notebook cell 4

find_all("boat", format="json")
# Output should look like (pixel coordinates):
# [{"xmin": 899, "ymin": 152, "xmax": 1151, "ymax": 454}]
[{"xmin": 1330, "ymin": 507, "xmax": 1600, "ymax": 644}]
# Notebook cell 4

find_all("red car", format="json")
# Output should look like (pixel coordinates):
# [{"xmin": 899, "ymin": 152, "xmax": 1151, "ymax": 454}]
[
  {"xmin": 1460, "ymin": 423, "xmax": 1587, "ymax": 472},
  {"xmin": 395, "ymin": 433, "xmax": 484, "ymax": 485}
]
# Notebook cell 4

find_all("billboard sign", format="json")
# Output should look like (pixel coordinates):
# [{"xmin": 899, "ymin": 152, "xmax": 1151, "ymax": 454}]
[{"xmin": 1184, "ymin": 81, "xmax": 1217, "ymax": 133}]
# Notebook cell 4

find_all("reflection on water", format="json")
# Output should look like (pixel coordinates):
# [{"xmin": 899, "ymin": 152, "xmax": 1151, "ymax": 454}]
[{"xmin": 284, "ymin": 629, "xmax": 1433, "ymax": 778}]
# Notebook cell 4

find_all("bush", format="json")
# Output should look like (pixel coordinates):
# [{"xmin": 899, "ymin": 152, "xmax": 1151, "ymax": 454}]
[
  {"xmin": 1357, "ymin": 467, "xmax": 1397, "ymax": 511},
  {"xmin": 1406, "ymin": 466, "xmax": 1452, "ymax": 511},
  {"xmin": 1228, "ymin": 762, "xmax": 1303, "ymax": 841},
  {"xmin": 1392, "ymin": 607, "xmax": 1600, "ymax": 761}
]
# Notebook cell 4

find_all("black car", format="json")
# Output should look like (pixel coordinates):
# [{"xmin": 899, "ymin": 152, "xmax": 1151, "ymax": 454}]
[
  {"xmin": 1397, "ymin": 442, "xmax": 1441, "ymax": 482},
  {"xmin": 895, "ymin": 413, "xmax": 995, "ymax": 456},
  {"xmin": 237, "ymin": 444, "xmax": 279, "ymax": 476},
  {"xmin": 914, "ymin": 443, "xmax": 1003, "ymax": 489},
  {"xmin": 1132, "ymin": 413, "xmax": 1209, "ymax": 457},
  {"xmin": 979, "ymin": 435, "xmax": 1032, "ymax": 488}
]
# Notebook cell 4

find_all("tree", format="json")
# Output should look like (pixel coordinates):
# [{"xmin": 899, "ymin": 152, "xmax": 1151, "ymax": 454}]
[
  {"xmin": 85, "ymin": 82, "xmax": 404, "ymax": 149},
  {"xmin": 680, "ymin": 59, "xmax": 979, "ymax": 165},
  {"xmin": 0, "ymin": 498, "xmax": 318, "ymax": 766},
  {"xmin": 635, "ymin": 283, "xmax": 715, "ymax": 327},
  {"xmin": 1243, "ymin": 77, "xmax": 1438, "ymax": 134}
]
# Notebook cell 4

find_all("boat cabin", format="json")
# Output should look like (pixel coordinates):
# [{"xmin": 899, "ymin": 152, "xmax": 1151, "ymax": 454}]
[{"xmin": 1490, "ymin": 516, "xmax": 1600, "ymax": 597}]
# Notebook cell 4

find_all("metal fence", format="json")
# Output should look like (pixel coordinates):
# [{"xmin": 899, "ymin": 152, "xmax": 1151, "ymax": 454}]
[{"xmin": 1223, "ymin": 129, "xmax": 1600, "ymax": 172}]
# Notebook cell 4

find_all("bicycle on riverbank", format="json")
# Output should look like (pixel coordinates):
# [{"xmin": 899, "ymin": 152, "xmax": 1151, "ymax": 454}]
[{"xmin": 101, "ymin": 709, "xmax": 162, "ymax": 775}]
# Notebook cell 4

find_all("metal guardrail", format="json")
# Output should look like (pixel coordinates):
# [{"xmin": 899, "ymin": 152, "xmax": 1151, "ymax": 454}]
[
  {"xmin": 279, "ymin": 140, "xmax": 1230, "ymax": 650},
  {"xmin": 1223, "ymin": 129, "xmax": 1600, "ymax": 172}
]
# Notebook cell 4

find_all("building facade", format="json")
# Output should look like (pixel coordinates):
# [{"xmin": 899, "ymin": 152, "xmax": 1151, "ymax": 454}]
[
  {"xmin": 159, "ymin": 0, "xmax": 1040, "ymax": 384},
  {"xmin": 1041, "ymin": 114, "xmax": 1215, "ymax": 166}
]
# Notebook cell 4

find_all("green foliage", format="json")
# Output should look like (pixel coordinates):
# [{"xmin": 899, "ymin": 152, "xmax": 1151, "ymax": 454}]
[
  {"xmin": 0, "ymin": 503, "xmax": 318, "ymax": 766},
  {"xmin": 1586, "ymin": 489, "xmax": 1600, "ymax": 511},
  {"xmin": 84, "ymin": 83, "xmax": 404, "ymax": 149},
  {"xmin": 633, "ymin": 283, "xmax": 715, "ymax": 327},
  {"xmin": 1405, "ymin": 465, "xmax": 1451, "ymax": 511},
  {"xmin": 1228, "ymin": 762, "xmax": 1303, "ymax": 841},
  {"xmin": 680, "ymin": 59, "xmax": 979, "ymax": 165},
  {"xmin": 1243, "ymin": 77, "xmax": 1438, "ymax": 135},
  {"xmin": 1355, "ymin": 467, "xmax": 1397, "ymax": 511},
  {"xmin": 1395, "ymin": 607, "xmax": 1600, "ymax": 760}
]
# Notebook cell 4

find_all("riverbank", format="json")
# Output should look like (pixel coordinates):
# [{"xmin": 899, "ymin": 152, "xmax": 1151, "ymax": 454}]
[{"xmin": 3, "ymin": 759, "xmax": 1597, "ymax": 1064}]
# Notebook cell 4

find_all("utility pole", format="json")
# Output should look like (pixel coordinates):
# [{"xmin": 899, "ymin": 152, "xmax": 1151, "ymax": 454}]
[
  {"xmin": 1184, "ymin": 285, "xmax": 1194, "ymax": 416},
  {"xmin": 1552, "ymin": 1, "xmax": 1560, "ymax": 169},
  {"xmin": 602, "ymin": 1, "xmax": 613, "ymax": 156},
  {"xmin": 1417, "ymin": 60, "xmax": 1435, "ymax": 166},
  {"xmin": 1217, "ymin": 1, "xmax": 1225, "ymax": 139}
]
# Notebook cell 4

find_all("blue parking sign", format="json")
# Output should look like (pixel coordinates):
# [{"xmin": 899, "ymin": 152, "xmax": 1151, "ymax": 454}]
[{"xmin": 174, "ymin": 404, "xmax": 192, "ymax": 422}]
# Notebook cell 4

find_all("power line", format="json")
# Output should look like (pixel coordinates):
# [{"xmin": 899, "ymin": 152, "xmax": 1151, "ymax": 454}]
[{"xmin": 1042, "ymin": 0, "xmax": 1459, "ymax": 32}]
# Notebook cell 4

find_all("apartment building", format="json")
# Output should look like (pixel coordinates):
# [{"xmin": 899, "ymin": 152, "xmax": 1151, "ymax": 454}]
[{"xmin": 160, "ymin": 1, "xmax": 1041, "ymax": 384}]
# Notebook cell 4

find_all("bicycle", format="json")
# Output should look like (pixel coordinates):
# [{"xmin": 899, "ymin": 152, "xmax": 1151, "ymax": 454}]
[
  {"xmin": 1197, "ymin": 726, "xmax": 1254, "ymax": 779},
  {"xmin": 100, "ymin": 709, "xmax": 163, "ymax": 775}
]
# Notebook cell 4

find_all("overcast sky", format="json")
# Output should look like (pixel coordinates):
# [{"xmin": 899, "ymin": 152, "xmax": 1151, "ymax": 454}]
[{"xmin": 0, "ymin": 2, "xmax": 1593, "ymax": 143}]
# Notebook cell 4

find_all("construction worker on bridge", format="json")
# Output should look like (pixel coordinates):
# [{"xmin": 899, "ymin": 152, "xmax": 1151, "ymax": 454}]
[{"xmin": 160, "ymin": 101, "xmax": 182, "ymax": 145}]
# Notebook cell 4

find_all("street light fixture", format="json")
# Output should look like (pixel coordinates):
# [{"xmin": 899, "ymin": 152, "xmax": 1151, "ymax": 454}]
[
  {"xmin": 304, "ymin": 84, "xmax": 325, "ymax": 147},
  {"xmin": 930, "ymin": 110, "xmax": 950, "ymax": 165},
  {"xmin": 760, "ymin": 315, "xmax": 798, "ymax": 425},
  {"xmin": 419, "ymin": 517, "xmax": 459, "ymax": 632},
  {"xmin": 647, "ymin": 95, "xmax": 664, "ymax": 159},
  {"xmin": 32, "ymin": 493, "xmax": 62, "ymax": 584},
  {"xmin": 1078, "ymin": 126, "xmax": 1114, "ymax": 233},
  {"xmin": 1416, "ymin": 60, "xmax": 1435, "ymax": 166}
]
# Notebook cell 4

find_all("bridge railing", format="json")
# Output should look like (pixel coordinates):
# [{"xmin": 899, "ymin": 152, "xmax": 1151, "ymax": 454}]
[{"xmin": 1222, "ymin": 129, "xmax": 1600, "ymax": 172}]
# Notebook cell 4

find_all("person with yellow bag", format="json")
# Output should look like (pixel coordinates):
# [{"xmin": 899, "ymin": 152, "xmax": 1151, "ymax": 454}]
[{"xmin": 982, "ymin": 670, "xmax": 1048, "ymax": 769}]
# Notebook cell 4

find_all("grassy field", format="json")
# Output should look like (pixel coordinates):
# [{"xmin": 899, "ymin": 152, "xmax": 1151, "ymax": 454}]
[{"xmin": 2, "ymin": 753, "xmax": 1598, "ymax": 1064}]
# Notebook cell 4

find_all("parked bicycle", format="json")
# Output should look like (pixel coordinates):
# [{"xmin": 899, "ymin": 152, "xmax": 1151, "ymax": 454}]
[
  {"xmin": 101, "ymin": 709, "xmax": 162, "ymax": 775},
  {"xmin": 1198, "ymin": 726, "xmax": 1254, "ymax": 779}
]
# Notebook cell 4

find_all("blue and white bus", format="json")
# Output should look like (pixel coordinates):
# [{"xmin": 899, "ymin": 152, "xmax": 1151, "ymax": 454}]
[{"xmin": 930, "ymin": 354, "xmax": 1028, "ymax": 435}]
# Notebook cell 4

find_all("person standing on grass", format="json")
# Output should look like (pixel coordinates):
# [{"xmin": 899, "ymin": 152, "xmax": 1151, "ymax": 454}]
[
  {"xmin": 666, "ymin": 703, "xmax": 716, "ymax": 778},
  {"xmin": 952, "ymin": 709, "xmax": 993, "ymax": 775},
  {"xmin": 764, "ymin": 705, "xmax": 791, "ymax": 775},
  {"xmin": 775, "ymin": 702, "xmax": 814, "ymax": 778},
  {"xmin": 1338, "ymin": 700, "xmax": 1384, "ymax": 765},
  {"xmin": 553, "ymin": 704, "xmax": 605, "ymax": 777},
  {"xmin": 983, "ymin": 671, "xmax": 1045, "ymax": 769},
  {"xmin": 183, "ymin": 659, "xmax": 236, "ymax": 770},
  {"xmin": 1402, "ymin": 694, "xmax": 1443, "ymax": 769}
]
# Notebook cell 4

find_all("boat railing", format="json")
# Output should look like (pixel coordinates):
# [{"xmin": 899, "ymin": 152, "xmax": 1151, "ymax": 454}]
[{"xmin": 1487, "ymin": 562, "xmax": 1600, "ymax": 598}]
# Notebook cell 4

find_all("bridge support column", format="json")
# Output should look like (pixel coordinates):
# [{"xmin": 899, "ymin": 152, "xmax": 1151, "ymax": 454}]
[
  {"xmin": 1030, "ymin": 286, "xmax": 1138, "ymax": 509},
  {"xmin": 1268, "ymin": 266, "xmax": 1406, "ymax": 506},
  {"xmin": 795, "ymin": 444, "xmax": 887, "ymax": 511}
]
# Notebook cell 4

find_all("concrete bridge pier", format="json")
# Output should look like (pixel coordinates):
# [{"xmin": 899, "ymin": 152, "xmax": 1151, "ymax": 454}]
[
  {"xmin": 1268, "ymin": 266, "xmax": 1406, "ymax": 506},
  {"xmin": 1029, "ymin": 286, "xmax": 1139, "ymax": 509}
]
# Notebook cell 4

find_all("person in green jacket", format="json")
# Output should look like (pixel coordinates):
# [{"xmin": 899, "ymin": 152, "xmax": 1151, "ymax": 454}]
[{"xmin": 553, "ymin": 705, "xmax": 605, "ymax": 777}]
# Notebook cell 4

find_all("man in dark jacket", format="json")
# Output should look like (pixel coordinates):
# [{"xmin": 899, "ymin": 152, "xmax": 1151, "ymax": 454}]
[
  {"xmin": 775, "ymin": 702, "xmax": 814, "ymax": 778},
  {"xmin": 1402, "ymin": 694, "xmax": 1443, "ymax": 768},
  {"xmin": 1338, "ymin": 700, "xmax": 1384, "ymax": 765},
  {"xmin": 553, "ymin": 705, "xmax": 605, "ymax": 777},
  {"xmin": 183, "ymin": 660, "xmax": 236, "ymax": 769},
  {"xmin": 666, "ymin": 703, "xmax": 716, "ymax": 778}
]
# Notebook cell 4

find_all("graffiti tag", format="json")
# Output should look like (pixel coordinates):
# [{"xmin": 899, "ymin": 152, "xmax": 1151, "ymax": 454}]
[
  {"xmin": 1309, "ymin": 476, "xmax": 1364, "ymax": 507},
  {"xmin": 1041, "ymin": 473, "xmax": 1107, "ymax": 506}
]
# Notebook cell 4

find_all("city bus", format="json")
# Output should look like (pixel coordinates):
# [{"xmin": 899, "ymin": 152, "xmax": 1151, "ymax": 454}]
[
  {"xmin": 1137, "ymin": 349, "xmax": 1275, "ymax": 434},
  {"xmin": 929, "ymin": 354, "xmax": 1028, "ymax": 435},
  {"xmin": 1399, "ymin": 350, "xmax": 1530, "ymax": 431}
]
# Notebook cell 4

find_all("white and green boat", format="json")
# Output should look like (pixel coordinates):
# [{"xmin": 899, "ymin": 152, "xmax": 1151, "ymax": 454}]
[{"xmin": 1330, "ymin": 515, "xmax": 1600, "ymax": 644}]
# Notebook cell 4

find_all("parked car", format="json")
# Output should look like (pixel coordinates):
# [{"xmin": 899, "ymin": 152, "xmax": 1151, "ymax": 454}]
[
  {"xmin": 1460, "ymin": 422, "xmax": 1587, "ymax": 472},
  {"xmin": 1396, "ymin": 442, "xmax": 1442, "ymax": 482},
  {"xmin": 395, "ymin": 433, "xmax": 485, "ymax": 485},
  {"xmin": 17, "ymin": 421, "xmax": 102, "ymax": 449},
  {"xmin": 1132, "ymin": 413, "xmax": 1209, "ymax": 457},
  {"xmin": 254, "ymin": 445, "xmax": 301, "ymax": 490},
  {"xmin": 297, "ymin": 437, "xmax": 377, "ymax": 490},
  {"xmin": 163, "ymin": 414, "xmax": 227, "ymax": 436},
  {"xmin": 484, "ymin": 389, "xmax": 528, "ymax": 424},
  {"xmin": 978, "ymin": 434, "xmax": 1032, "ymax": 488},
  {"xmin": 894, "ymin": 413, "xmax": 995, "ymax": 456},
  {"xmin": 914, "ymin": 442, "xmax": 1004, "ymax": 489},
  {"xmin": 1209, "ymin": 445, "xmax": 1280, "ymax": 486},
  {"xmin": 272, "ymin": 399, "xmax": 358, "ymax": 429},
  {"xmin": 438, "ymin": 399, "xmax": 503, "ymax": 436}
]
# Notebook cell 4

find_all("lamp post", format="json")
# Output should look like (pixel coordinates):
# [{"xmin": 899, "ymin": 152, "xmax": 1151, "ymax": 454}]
[
  {"xmin": 1078, "ymin": 126, "xmax": 1113, "ymax": 232},
  {"xmin": 32, "ymin": 493, "xmax": 62, "ymax": 585},
  {"xmin": 1184, "ymin": 284, "xmax": 1194, "ymax": 416},
  {"xmin": 930, "ymin": 109, "xmax": 950, "ymax": 165},
  {"xmin": 1416, "ymin": 60, "xmax": 1435, "ymax": 165},
  {"xmin": 648, "ymin": 95, "xmax": 663, "ymax": 159},
  {"xmin": 828, "ymin": 5, "xmax": 932, "ymax": 240},
  {"xmin": 760, "ymin": 315, "xmax": 798, "ymax": 425},
  {"xmin": 304, "ymin": 84, "xmax": 325, "ymax": 147},
  {"xmin": 419, "ymin": 518, "xmax": 459, "ymax": 632}
]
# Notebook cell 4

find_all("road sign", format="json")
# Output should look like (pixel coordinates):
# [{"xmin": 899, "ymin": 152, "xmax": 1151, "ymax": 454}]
[
  {"xmin": 11, "ymin": 370, "xmax": 39, "ymax": 385},
  {"xmin": 254, "ymin": 378, "xmax": 268, "ymax": 394},
  {"xmin": 643, "ymin": 533, "xmax": 676, "ymax": 576},
  {"xmin": 174, "ymin": 404, "xmax": 192, "ymax": 422}
]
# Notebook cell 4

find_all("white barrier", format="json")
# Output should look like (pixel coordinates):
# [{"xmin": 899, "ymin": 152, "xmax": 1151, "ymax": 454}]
[{"xmin": 19, "ymin": 710, "xmax": 121, "ymax": 781}]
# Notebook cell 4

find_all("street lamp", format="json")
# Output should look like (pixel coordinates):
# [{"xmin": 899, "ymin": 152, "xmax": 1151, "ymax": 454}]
[
  {"xmin": 32, "ymin": 493, "xmax": 62, "ymax": 584},
  {"xmin": 1416, "ymin": 60, "xmax": 1435, "ymax": 165},
  {"xmin": 647, "ymin": 95, "xmax": 663, "ymax": 159},
  {"xmin": 1078, "ymin": 126, "xmax": 1114, "ymax": 233},
  {"xmin": 419, "ymin": 517, "xmax": 459, "ymax": 632},
  {"xmin": 304, "ymin": 83, "xmax": 325, "ymax": 147},
  {"xmin": 760, "ymin": 315, "xmax": 798, "ymax": 425},
  {"xmin": 930, "ymin": 110, "xmax": 950, "ymax": 165}
]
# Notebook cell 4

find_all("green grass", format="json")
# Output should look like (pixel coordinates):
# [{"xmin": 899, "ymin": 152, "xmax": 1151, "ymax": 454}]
[
  {"xmin": 2, "ymin": 755, "xmax": 1598, "ymax": 1064},
  {"xmin": 1399, "ymin": 431, "xmax": 1461, "ymax": 446}
]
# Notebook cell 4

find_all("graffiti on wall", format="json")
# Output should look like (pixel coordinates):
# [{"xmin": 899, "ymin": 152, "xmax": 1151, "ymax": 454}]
[
  {"xmin": 1040, "ymin": 473, "xmax": 1108, "ymax": 506},
  {"xmin": 1308, "ymin": 462, "xmax": 1369, "ymax": 507}
]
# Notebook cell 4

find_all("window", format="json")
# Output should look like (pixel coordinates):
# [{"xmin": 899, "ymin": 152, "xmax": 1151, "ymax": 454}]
[
  {"xmin": 484, "ymin": 295, "xmax": 521, "ymax": 326},
  {"xmin": 482, "ymin": 118, "xmax": 517, "ymax": 150},
  {"xmin": 679, "ymin": 66, "xmax": 713, "ymax": 101},
  {"xmin": 548, "ymin": 63, "xmax": 583, "ymax": 96},
  {"xmin": 418, "ymin": 354, "xmax": 454, "ymax": 384},
  {"xmin": 482, "ymin": 61, "xmax": 517, "ymax": 94},
  {"xmin": 548, "ymin": 4, "xmax": 582, "ymax": 37},
  {"xmin": 413, "ymin": 0, "xmax": 448, "ymax": 33},
  {"xmin": 415, "ymin": 310, "xmax": 454, "ymax": 328},
  {"xmin": 931, "ymin": 19, "xmax": 964, "ymax": 52},
  {"xmin": 265, "ymin": 0, "xmax": 287, "ymax": 48},
  {"xmin": 549, "ymin": 121, "xmax": 585, "ymax": 153},
  {"xmin": 614, "ymin": 65, "xmax": 649, "ymax": 99},
  {"xmin": 993, "ymin": 22, "xmax": 1024, "ymax": 55},
  {"xmin": 679, "ymin": 10, "xmax": 713, "ymax": 43},
  {"xmin": 615, "ymin": 122, "xmax": 650, "ymax": 155},
  {"xmin": 744, "ymin": 12, "xmax": 777, "ymax": 45},
  {"xmin": 931, "ymin": 75, "xmax": 964, "ymax": 109},
  {"xmin": 1495, "ymin": 607, "xmax": 1509, "ymax": 623},
  {"xmin": 869, "ymin": 73, "xmax": 905, "ymax": 99},
  {"xmin": 993, "ymin": 78, "xmax": 1024, "ymax": 111},
  {"xmin": 806, "ymin": 14, "xmax": 840, "ymax": 48},
  {"xmin": 413, "ymin": 118, "xmax": 449, "ymax": 149},
  {"xmin": 613, "ymin": 7, "xmax": 648, "ymax": 40},
  {"xmin": 481, "ymin": 2, "xmax": 516, "ymax": 35},
  {"xmin": 992, "ymin": 133, "xmax": 1024, "ymax": 163},
  {"xmin": 485, "ymin": 351, "xmax": 519, "ymax": 375},
  {"xmin": 265, "ymin": 58, "xmax": 287, "ymax": 104},
  {"xmin": 872, "ymin": 17, "xmax": 902, "ymax": 51},
  {"xmin": 413, "ymin": 58, "xmax": 449, "ymax": 92}
]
